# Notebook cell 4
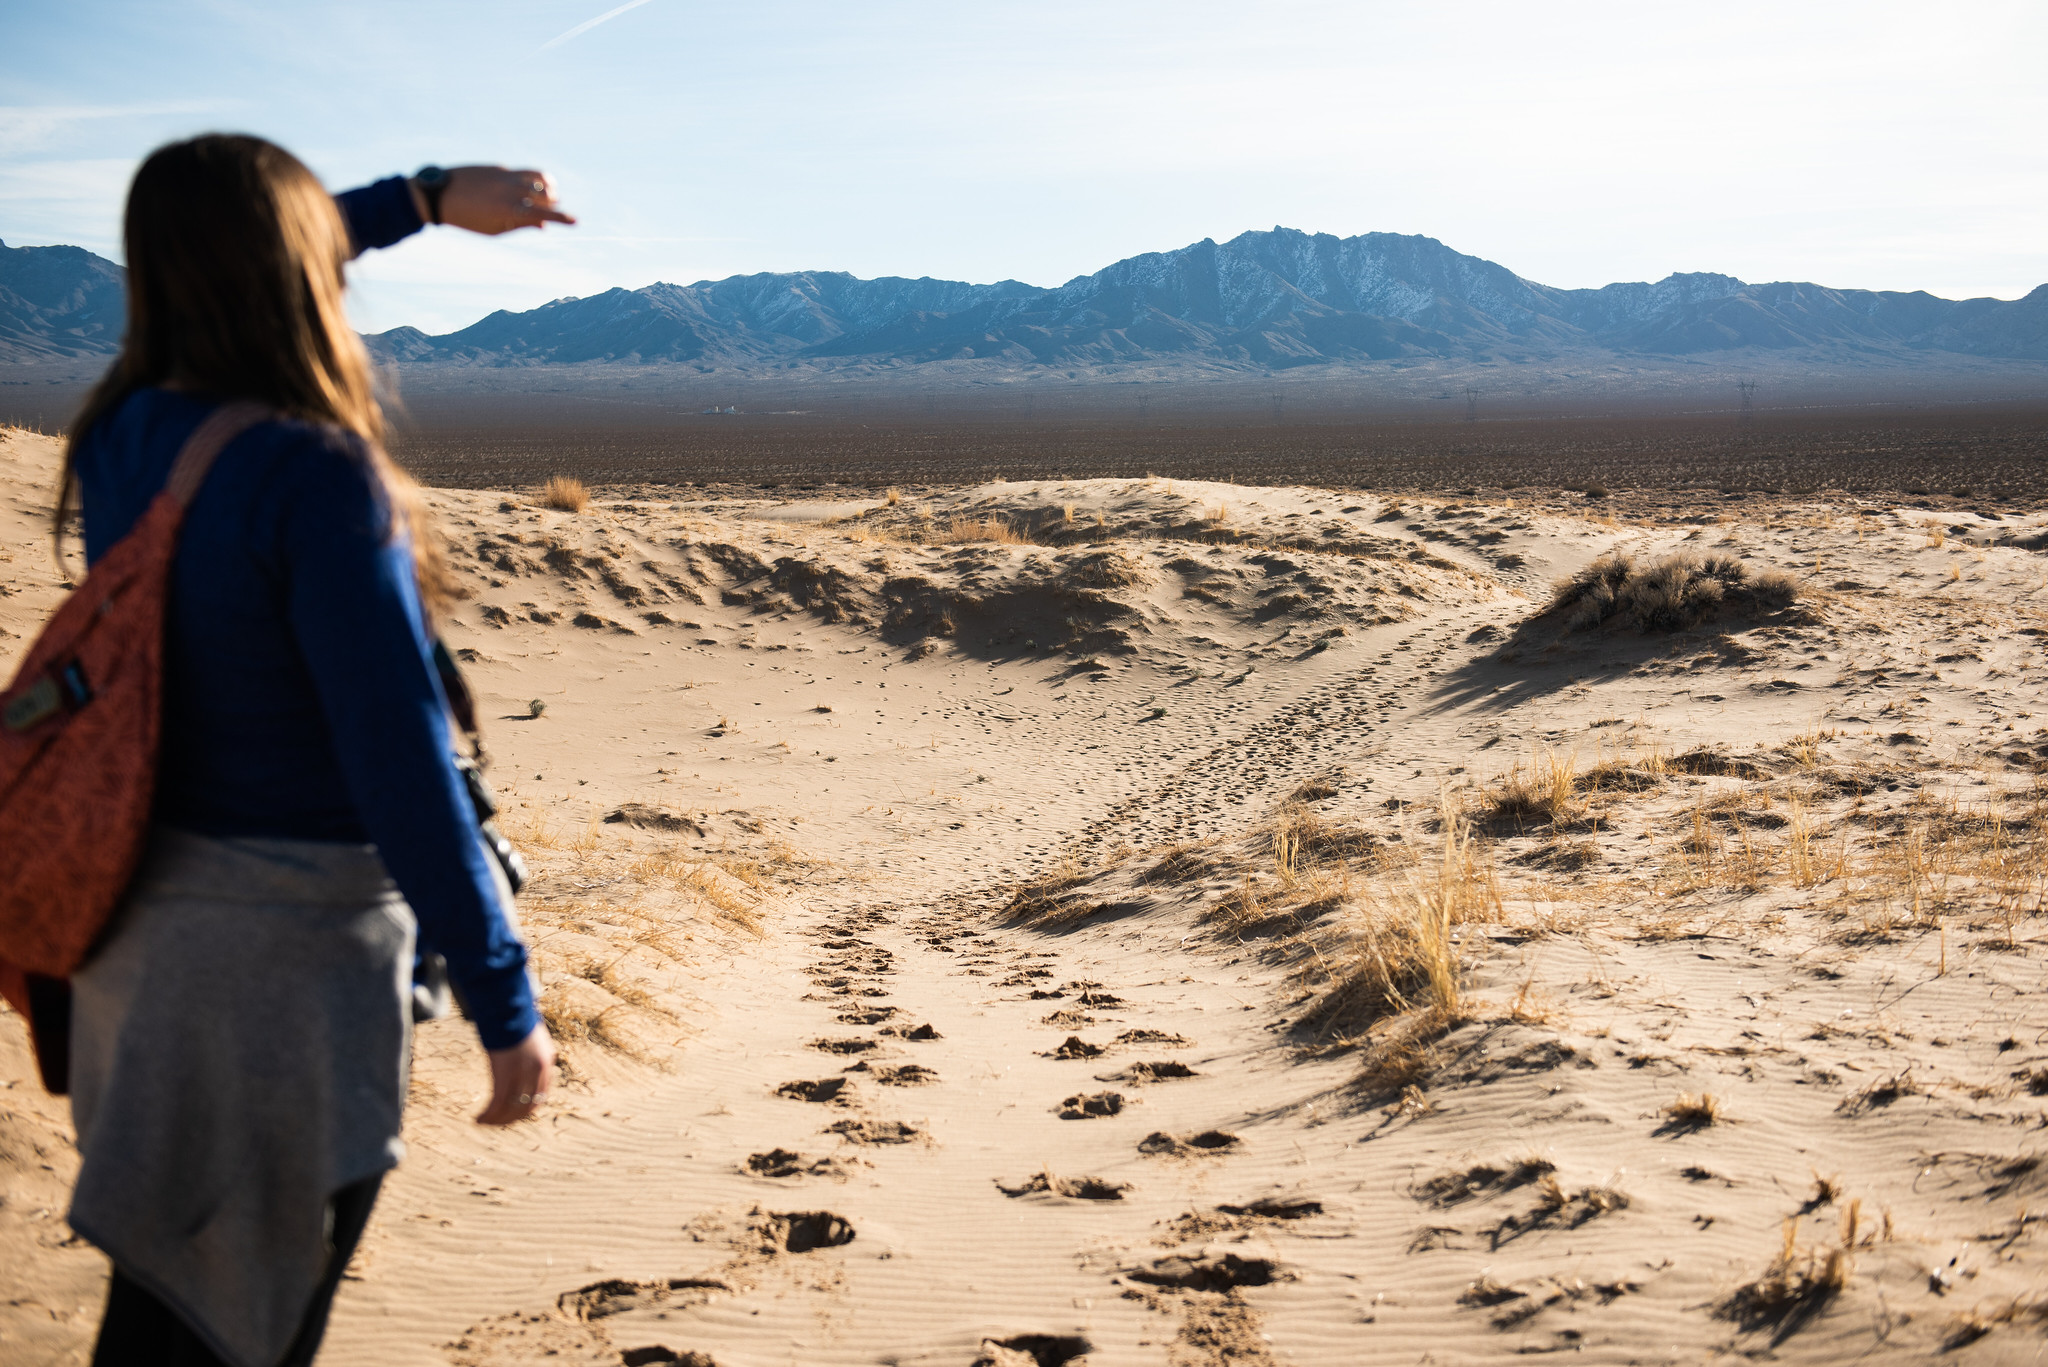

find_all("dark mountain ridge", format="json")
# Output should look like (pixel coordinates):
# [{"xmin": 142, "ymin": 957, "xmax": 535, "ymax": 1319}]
[
  {"xmin": 5, "ymin": 228, "xmax": 2044, "ymax": 369},
  {"xmin": 0, "ymin": 239, "xmax": 126, "ymax": 361}
]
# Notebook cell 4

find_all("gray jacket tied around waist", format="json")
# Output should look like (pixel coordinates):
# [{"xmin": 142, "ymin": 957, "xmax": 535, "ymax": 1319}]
[{"xmin": 68, "ymin": 828, "xmax": 416, "ymax": 1367}]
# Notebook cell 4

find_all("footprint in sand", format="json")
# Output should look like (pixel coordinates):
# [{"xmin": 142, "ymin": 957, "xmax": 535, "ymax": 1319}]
[
  {"xmin": 1162, "ymin": 1199, "xmax": 1325, "ymax": 1241},
  {"xmin": 1057, "ymin": 1091, "xmax": 1125, "ymax": 1119},
  {"xmin": 995, "ymin": 1172, "xmax": 1130, "ymax": 1201},
  {"xmin": 754, "ymin": 1210, "xmax": 856, "ymax": 1253},
  {"xmin": 1116, "ymin": 1028, "xmax": 1191, "ymax": 1047},
  {"xmin": 846, "ymin": 1062, "xmax": 938, "ymax": 1086},
  {"xmin": 1044, "ymin": 1036, "xmax": 1105, "ymax": 1059},
  {"xmin": 810, "ymin": 1037, "xmax": 882, "ymax": 1054},
  {"xmin": 619, "ymin": 1348, "xmax": 715, "ymax": 1367},
  {"xmin": 556, "ymin": 1277, "xmax": 728, "ymax": 1319},
  {"xmin": 879, "ymin": 1021, "xmax": 941, "ymax": 1040},
  {"xmin": 837, "ymin": 1006, "xmax": 898, "ymax": 1024},
  {"xmin": 743, "ymin": 1149, "xmax": 862, "ymax": 1180},
  {"xmin": 972, "ymin": 1333, "xmax": 1092, "ymax": 1367},
  {"xmin": 1097, "ymin": 1060, "xmax": 1198, "ymax": 1084},
  {"xmin": 776, "ymin": 1077, "xmax": 854, "ymax": 1105},
  {"xmin": 825, "ymin": 1118, "xmax": 924, "ymax": 1145},
  {"xmin": 1122, "ymin": 1251, "xmax": 1282, "ymax": 1291},
  {"xmin": 1137, "ymin": 1129, "xmax": 1239, "ymax": 1157}
]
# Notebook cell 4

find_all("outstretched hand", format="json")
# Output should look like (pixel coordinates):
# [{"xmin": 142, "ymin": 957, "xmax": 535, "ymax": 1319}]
[
  {"xmin": 477, "ymin": 1022, "xmax": 557, "ymax": 1125},
  {"xmin": 413, "ymin": 166, "xmax": 576, "ymax": 236}
]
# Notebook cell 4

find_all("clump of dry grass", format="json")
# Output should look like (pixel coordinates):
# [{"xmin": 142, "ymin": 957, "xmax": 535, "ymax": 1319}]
[
  {"xmin": 1488, "ymin": 1174, "xmax": 1630, "ymax": 1247},
  {"xmin": 1001, "ymin": 862, "xmax": 1116, "ymax": 930},
  {"xmin": 625, "ymin": 848, "xmax": 766, "ymax": 933},
  {"xmin": 1658, "ymin": 1091, "xmax": 1723, "ymax": 1132},
  {"xmin": 1721, "ymin": 1209, "xmax": 1862, "ymax": 1340},
  {"xmin": 1480, "ymin": 748, "xmax": 1581, "ymax": 828},
  {"xmin": 1058, "ymin": 548, "xmax": 1148, "ymax": 587},
  {"xmin": 1544, "ymin": 551, "xmax": 1798, "ymax": 633},
  {"xmin": 1942, "ymin": 1296, "xmax": 2048, "ymax": 1352},
  {"xmin": 1141, "ymin": 843, "xmax": 1216, "ymax": 885},
  {"xmin": 1297, "ymin": 801, "xmax": 1494, "ymax": 1045},
  {"xmin": 539, "ymin": 475, "xmax": 591, "ymax": 513},
  {"xmin": 939, "ymin": 515, "xmax": 1034, "ymax": 545},
  {"xmin": 1418, "ymin": 1156, "xmax": 1557, "ymax": 1207}
]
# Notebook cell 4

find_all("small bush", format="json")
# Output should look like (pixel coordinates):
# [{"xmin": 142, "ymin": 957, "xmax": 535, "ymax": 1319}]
[
  {"xmin": 540, "ymin": 476, "xmax": 590, "ymax": 513},
  {"xmin": 1659, "ymin": 1091, "xmax": 1722, "ymax": 1131},
  {"xmin": 1544, "ymin": 552, "xmax": 1797, "ymax": 633},
  {"xmin": 1721, "ymin": 1216, "xmax": 1855, "ymax": 1339},
  {"xmin": 939, "ymin": 515, "xmax": 1033, "ymax": 545},
  {"xmin": 1298, "ymin": 804, "xmax": 1492, "ymax": 1044}
]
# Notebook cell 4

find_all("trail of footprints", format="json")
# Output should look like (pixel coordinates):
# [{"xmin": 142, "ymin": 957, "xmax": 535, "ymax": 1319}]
[
  {"xmin": 531, "ymin": 901, "xmax": 1330, "ymax": 1366},
  {"xmin": 1065, "ymin": 615, "xmax": 1475, "ymax": 865}
]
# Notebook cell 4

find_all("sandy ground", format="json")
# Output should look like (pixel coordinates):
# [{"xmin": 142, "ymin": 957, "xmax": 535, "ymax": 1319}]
[{"xmin": 2, "ymin": 422, "xmax": 2046, "ymax": 1366}]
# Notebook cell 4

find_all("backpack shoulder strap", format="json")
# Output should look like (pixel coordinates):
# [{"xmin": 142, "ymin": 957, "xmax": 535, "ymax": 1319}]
[{"xmin": 163, "ymin": 400, "xmax": 275, "ymax": 508}]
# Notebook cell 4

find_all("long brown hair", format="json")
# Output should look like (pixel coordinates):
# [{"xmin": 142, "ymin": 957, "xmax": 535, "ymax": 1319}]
[{"xmin": 57, "ymin": 133, "xmax": 449, "ymax": 612}]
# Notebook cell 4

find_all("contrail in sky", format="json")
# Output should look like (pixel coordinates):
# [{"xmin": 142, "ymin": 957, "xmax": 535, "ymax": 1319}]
[{"xmin": 539, "ymin": 0, "xmax": 656, "ymax": 51}]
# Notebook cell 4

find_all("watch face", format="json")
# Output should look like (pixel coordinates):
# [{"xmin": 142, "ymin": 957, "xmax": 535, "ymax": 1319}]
[{"xmin": 418, "ymin": 165, "xmax": 448, "ymax": 187}]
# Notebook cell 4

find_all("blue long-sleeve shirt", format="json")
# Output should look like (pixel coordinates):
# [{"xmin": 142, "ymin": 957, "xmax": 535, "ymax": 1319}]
[
  {"xmin": 70, "ymin": 178, "xmax": 538, "ymax": 1050},
  {"xmin": 334, "ymin": 176, "xmax": 424, "ymax": 256}
]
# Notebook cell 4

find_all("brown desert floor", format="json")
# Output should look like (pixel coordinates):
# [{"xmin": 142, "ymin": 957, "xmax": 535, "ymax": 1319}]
[{"xmin": 2, "ymin": 425, "xmax": 2045, "ymax": 1366}]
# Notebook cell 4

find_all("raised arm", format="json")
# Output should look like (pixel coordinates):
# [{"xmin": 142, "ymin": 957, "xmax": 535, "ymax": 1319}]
[{"xmin": 336, "ymin": 167, "xmax": 575, "ymax": 258}]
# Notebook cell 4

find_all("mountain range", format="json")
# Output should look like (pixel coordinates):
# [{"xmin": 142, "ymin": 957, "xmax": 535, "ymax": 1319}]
[{"xmin": 6, "ymin": 228, "xmax": 2046, "ymax": 369}]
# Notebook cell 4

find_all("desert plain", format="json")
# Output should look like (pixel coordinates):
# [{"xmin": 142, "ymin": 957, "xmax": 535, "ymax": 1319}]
[{"xmin": 2, "ymin": 418, "xmax": 2047, "ymax": 1366}]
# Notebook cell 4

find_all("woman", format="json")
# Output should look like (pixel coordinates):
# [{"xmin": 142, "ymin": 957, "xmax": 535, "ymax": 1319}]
[{"xmin": 57, "ymin": 134, "xmax": 570, "ymax": 1367}]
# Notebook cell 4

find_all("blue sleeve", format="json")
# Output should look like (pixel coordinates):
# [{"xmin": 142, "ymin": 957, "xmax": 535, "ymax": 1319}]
[
  {"xmin": 335, "ymin": 177, "xmax": 424, "ymax": 256},
  {"xmin": 278, "ymin": 435, "xmax": 538, "ymax": 1050}
]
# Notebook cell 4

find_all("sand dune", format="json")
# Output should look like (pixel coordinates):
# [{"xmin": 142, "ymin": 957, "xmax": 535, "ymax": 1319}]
[{"xmin": 3, "ymin": 422, "xmax": 2045, "ymax": 1365}]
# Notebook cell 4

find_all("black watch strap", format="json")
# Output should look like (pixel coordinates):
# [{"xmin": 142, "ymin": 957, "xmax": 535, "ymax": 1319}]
[{"xmin": 415, "ymin": 165, "xmax": 450, "ymax": 225}]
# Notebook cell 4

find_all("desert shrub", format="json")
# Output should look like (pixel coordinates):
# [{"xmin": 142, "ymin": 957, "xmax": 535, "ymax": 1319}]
[
  {"xmin": 1059, "ymin": 549, "xmax": 1148, "ymax": 588},
  {"xmin": 539, "ymin": 475, "xmax": 590, "ymax": 513},
  {"xmin": 1545, "ymin": 552, "xmax": 1797, "ymax": 633},
  {"xmin": 938, "ymin": 515, "xmax": 1033, "ymax": 545},
  {"xmin": 1478, "ymin": 749, "xmax": 1580, "ymax": 828},
  {"xmin": 1297, "ymin": 805, "xmax": 1493, "ymax": 1043}
]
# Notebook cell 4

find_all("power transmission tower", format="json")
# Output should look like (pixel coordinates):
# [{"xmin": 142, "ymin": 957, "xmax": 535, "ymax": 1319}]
[
  {"xmin": 1271, "ymin": 392, "xmax": 1285, "ymax": 424},
  {"xmin": 1463, "ymin": 386, "xmax": 1479, "ymax": 422},
  {"xmin": 1137, "ymin": 389, "xmax": 1150, "ymax": 420},
  {"xmin": 1737, "ymin": 379, "xmax": 1757, "ymax": 427}
]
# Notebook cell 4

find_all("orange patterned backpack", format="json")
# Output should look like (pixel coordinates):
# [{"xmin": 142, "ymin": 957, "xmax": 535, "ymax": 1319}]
[{"xmin": 0, "ymin": 401, "xmax": 269, "ymax": 1088}]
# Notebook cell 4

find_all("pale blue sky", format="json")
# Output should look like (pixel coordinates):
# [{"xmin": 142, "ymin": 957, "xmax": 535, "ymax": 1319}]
[{"xmin": 4, "ymin": 1, "xmax": 2044, "ymax": 335}]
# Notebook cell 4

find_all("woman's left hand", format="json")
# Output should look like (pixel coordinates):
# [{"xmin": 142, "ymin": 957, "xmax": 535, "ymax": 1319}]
[
  {"xmin": 413, "ymin": 167, "xmax": 577, "ymax": 235},
  {"xmin": 477, "ymin": 1022, "xmax": 557, "ymax": 1125}
]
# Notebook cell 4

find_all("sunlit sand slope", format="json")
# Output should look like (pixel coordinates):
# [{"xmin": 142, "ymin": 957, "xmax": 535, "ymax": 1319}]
[{"xmin": 3, "ymin": 424, "xmax": 2045, "ymax": 1365}]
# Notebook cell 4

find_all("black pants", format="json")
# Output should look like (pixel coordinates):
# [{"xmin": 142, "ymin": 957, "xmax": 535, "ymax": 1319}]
[{"xmin": 90, "ymin": 1172, "xmax": 384, "ymax": 1367}]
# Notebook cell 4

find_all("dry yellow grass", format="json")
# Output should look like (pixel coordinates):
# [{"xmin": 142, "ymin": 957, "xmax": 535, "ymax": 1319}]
[
  {"xmin": 1660, "ymin": 1091, "xmax": 1722, "ymax": 1129},
  {"xmin": 1721, "ymin": 1210, "xmax": 1860, "ymax": 1334},
  {"xmin": 623, "ymin": 847, "xmax": 769, "ymax": 934},
  {"xmin": 938, "ymin": 515, "xmax": 1034, "ymax": 545},
  {"xmin": 1299, "ymin": 800, "xmax": 1495, "ymax": 1043},
  {"xmin": 1545, "ymin": 551, "xmax": 1799, "ymax": 633},
  {"xmin": 540, "ymin": 475, "xmax": 591, "ymax": 513},
  {"xmin": 1481, "ymin": 748, "xmax": 1581, "ymax": 828}
]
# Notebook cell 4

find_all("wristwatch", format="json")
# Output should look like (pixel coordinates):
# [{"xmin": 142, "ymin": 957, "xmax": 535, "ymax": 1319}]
[{"xmin": 414, "ymin": 165, "xmax": 451, "ymax": 225}]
